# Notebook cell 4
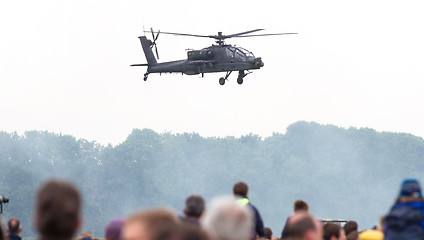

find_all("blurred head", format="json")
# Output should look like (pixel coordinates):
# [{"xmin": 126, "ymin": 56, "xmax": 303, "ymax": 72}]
[
  {"xmin": 285, "ymin": 213, "xmax": 322, "ymax": 240},
  {"xmin": 264, "ymin": 227, "xmax": 273, "ymax": 240},
  {"xmin": 399, "ymin": 179, "xmax": 422, "ymax": 197},
  {"xmin": 343, "ymin": 221, "xmax": 358, "ymax": 236},
  {"xmin": 323, "ymin": 224, "xmax": 340, "ymax": 240},
  {"xmin": 35, "ymin": 180, "xmax": 81, "ymax": 240},
  {"xmin": 152, "ymin": 222, "xmax": 209, "ymax": 240},
  {"xmin": 233, "ymin": 182, "xmax": 249, "ymax": 197},
  {"xmin": 294, "ymin": 200, "xmax": 309, "ymax": 213},
  {"xmin": 184, "ymin": 195, "xmax": 205, "ymax": 219},
  {"xmin": 105, "ymin": 218, "xmax": 125, "ymax": 240},
  {"xmin": 7, "ymin": 218, "xmax": 22, "ymax": 235},
  {"xmin": 122, "ymin": 209, "xmax": 179, "ymax": 240},
  {"xmin": 202, "ymin": 196, "xmax": 253, "ymax": 240}
]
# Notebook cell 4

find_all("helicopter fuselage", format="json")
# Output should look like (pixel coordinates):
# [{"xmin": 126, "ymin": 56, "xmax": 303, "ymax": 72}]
[
  {"xmin": 147, "ymin": 45, "xmax": 264, "ymax": 76},
  {"xmin": 132, "ymin": 35, "xmax": 271, "ymax": 85}
]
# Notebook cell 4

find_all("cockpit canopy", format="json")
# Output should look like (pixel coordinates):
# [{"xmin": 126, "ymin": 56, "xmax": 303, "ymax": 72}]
[{"xmin": 226, "ymin": 47, "xmax": 255, "ymax": 61}]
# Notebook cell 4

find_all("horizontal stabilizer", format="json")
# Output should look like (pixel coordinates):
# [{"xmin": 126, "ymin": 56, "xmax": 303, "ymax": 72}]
[{"xmin": 130, "ymin": 63, "xmax": 149, "ymax": 67}]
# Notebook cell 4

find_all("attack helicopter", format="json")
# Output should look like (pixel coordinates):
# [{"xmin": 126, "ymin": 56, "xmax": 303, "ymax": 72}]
[{"xmin": 131, "ymin": 29, "xmax": 296, "ymax": 85}]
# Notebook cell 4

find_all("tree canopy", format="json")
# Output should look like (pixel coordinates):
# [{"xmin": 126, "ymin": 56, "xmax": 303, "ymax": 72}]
[{"xmin": 0, "ymin": 122, "xmax": 423, "ymax": 237}]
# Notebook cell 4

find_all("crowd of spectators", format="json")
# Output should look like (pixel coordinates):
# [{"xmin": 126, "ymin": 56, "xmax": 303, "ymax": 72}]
[{"xmin": 1, "ymin": 179, "xmax": 423, "ymax": 240}]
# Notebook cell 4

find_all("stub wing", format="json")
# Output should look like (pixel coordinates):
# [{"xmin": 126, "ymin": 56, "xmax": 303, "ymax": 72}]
[{"xmin": 130, "ymin": 63, "xmax": 149, "ymax": 67}]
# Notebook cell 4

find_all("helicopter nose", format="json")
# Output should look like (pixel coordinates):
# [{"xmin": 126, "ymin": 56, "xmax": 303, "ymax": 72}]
[{"xmin": 254, "ymin": 57, "xmax": 264, "ymax": 67}]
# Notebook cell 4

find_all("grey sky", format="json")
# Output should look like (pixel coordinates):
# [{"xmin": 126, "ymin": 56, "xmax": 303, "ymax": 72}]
[{"xmin": 1, "ymin": 0, "xmax": 424, "ymax": 145}]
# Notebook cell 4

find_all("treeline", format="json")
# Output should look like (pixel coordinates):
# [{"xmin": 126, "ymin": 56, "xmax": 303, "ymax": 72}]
[{"xmin": 0, "ymin": 122, "xmax": 423, "ymax": 237}]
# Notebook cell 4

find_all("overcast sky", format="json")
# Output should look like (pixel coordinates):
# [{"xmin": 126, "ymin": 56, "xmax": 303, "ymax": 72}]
[{"xmin": 1, "ymin": 0, "xmax": 424, "ymax": 145}]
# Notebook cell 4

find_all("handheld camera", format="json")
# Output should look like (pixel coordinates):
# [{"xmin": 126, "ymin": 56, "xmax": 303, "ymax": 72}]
[{"xmin": 0, "ymin": 195, "xmax": 9, "ymax": 214}]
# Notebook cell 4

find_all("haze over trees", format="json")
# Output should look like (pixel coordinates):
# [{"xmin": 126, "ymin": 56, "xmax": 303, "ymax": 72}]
[{"xmin": 0, "ymin": 121, "xmax": 423, "ymax": 237}]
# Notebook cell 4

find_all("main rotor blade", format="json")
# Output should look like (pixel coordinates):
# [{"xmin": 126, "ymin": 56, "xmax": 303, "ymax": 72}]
[
  {"xmin": 226, "ymin": 29, "xmax": 265, "ymax": 38},
  {"xmin": 235, "ymin": 33, "xmax": 298, "ymax": 37},
  {"xmin": 144, "ymin": 31, "xmax": 210, "ymax": 38},
  {"xmin": 154, "ymin": 45, "xmax": 159, "ymax": 59}
]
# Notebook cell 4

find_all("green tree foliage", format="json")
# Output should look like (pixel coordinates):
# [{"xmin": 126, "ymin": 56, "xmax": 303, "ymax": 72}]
[{"xmin": 0, "ymin": 122, "xmax": 423, "ymax": 236}]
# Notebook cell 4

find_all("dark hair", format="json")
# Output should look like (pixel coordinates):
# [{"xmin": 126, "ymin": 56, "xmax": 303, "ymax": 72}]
[
  {"xmin": 7, "ymin": 218, "xmax": 20, "ymax": 235},
  {"xmin": 294, "ymin": 200, "xmax": 309, "ymax": 212},
  {"xmin": 185, "ymin": 195, "xmax": 205, "ymax": 218},
  {"xmin": 264, "ymin": 227, "xmax": 273, "ymax": 239},
  {"xmin": 233, "ymin": 182, "xmax": 248, "ymax": 197},
  {"xmin": 343, "ymin": 221, "xmax": 358, "ymax": 236},
  {"xmin": 323, "ymin": 223, "xmax": 340, "ymax": 240},
  {"xmin": 35, "ymin": 180, "xmax": 81, "ymax": 240},
  {"xmin": 286, "ymin": 215, "xmax": 317, "ymax": 238}
]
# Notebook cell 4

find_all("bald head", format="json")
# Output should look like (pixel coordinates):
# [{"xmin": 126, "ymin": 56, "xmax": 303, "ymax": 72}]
[
  {"xmin": 286, "ymin": 213, "xmax": 322, "ymax": 240},
  {"xmin": 123, "ymin": 209, "xmax": 179, "ymax": 240}
]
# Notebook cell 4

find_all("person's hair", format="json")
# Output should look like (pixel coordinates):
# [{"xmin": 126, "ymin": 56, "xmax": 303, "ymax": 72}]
[
  {"xmin": 343, "ymin": 221, "xmax": 358, "ymax": 236},
  {"xmin": 125, "ymin": 208, "xmax": 179, "ymax": 239},
  {"xmin": 285, "ymin": 214, "xmax": 317, "ymax": 239},
  {"xmin": 294, "ymin": 200, "xmax": 308, "ymax": 212},
  {"xmin": 153, "ymin": 222, "xmax": 209, "ymax": 240},
  {"xmin": 203, "ymin": 196, "xmax": 253, "ymax": 240},
  {"xmin": 323, "ymin": 223, "xmax": 340, "ymax": 240},
  {"xmin": 233, "ymin": 182, "xmax": 248, "ymax": 197},
  {"xmin": 346, "ymin": 231, "xmax": 358, "ymax": 240},
  {"xmin": 35, "ymin": 180, "xmax": 81, "ymax": 240},
  {"xmin": 264, "ymin": 227, "xmax": 273, "ymax": 239},
  {"xmin": 7, "ymin": 218, "xmax": 20, "ymax": 235},
  {"xmin": 185, "ymin": 195, "xmax": 205, "ymax": 218}
]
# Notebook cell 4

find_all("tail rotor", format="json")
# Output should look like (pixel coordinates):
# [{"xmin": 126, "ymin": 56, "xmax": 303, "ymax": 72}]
[{"xmin": 150, "ymin": 28, "xmax": 160, "ymax": 59}]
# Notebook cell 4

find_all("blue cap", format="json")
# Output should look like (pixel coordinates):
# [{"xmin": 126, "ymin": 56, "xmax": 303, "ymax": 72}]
[{"xmin": 400, "ymin": 179, "xmax": 422, "ymax": 197}]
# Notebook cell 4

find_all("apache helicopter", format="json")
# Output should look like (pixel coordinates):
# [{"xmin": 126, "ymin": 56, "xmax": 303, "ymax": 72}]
[{"xmin": 131, "ymin": 29, "xmax": 296, "ymax": 85}]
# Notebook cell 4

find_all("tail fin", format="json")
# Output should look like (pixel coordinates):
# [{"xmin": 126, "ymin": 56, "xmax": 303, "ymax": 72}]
[{"xmin": 138, "ymin": 36, "xmax": 157, "ymax": 66}]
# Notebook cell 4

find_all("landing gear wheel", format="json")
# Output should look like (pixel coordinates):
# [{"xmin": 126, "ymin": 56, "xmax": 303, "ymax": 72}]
[
  {"xmin": 219, "ymin": 77, "xmax": 225, "ymax": 85},
  {"xmin": 237, "ymin": 77, "xmax": 244, "ymax": 85}
]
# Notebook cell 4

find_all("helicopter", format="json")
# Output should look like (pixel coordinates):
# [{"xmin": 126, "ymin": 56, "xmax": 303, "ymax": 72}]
[{"xmin": 131, "ymin": 29, "xmax": 296, "ymax": 85}]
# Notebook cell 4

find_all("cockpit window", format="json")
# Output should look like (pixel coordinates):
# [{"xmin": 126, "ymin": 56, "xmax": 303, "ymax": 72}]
[
  {"xmin": 226, "ymin": 47, "xmax": 235, "ymax": 57},
  {"xmin": 236, "ymin": 47, "xmax": 255, "ymax": 58},
  {"xmin": 226, "ymin": 47, "xmax": 254, "ymax": 60},
  {"xmin": 234, "ymin": 49, "xmax": 244, "ymax": 61}
]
